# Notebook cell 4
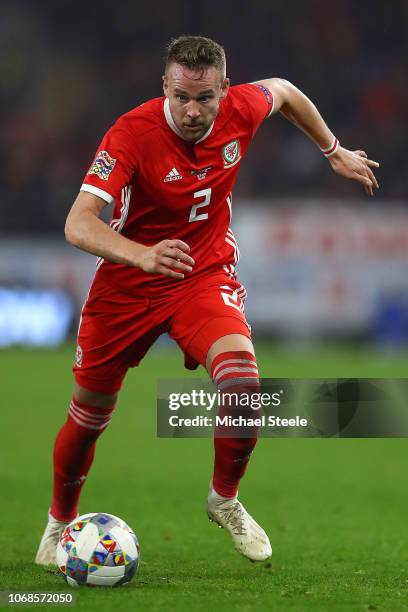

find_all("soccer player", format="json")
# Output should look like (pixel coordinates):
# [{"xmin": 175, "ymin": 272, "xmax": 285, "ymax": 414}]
[{"xmin": 35, "ymin": 36, "xmax": 379, "ymax": 564}]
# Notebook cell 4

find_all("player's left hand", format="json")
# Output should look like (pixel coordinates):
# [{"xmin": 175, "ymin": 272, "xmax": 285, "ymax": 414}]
[{"xmin": 328, "ymin": 147, "xmax": 380, "ymax": 196}]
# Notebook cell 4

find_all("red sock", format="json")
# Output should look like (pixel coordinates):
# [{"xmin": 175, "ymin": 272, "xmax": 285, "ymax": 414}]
[
  {"xmin": 50, "ymin": 398, "xmax": 115, "ymax": 522},
  {"xmin": 211, "ymin": 351, "xmax": 259, "ymax": 498}
]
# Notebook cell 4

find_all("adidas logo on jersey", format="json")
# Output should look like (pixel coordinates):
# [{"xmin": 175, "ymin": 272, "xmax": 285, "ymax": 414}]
[{"xmin": 164, "ymin": 167, "xmax": 182, "ymax": 182}]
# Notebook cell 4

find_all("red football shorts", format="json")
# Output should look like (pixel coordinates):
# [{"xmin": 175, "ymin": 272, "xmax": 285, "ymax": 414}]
[{"xmin": 73, "ymin": 274, "xmax": 252, "ymax": 394}]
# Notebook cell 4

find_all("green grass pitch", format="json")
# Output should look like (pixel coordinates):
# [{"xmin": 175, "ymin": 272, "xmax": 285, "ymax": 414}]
[{"xmin": 2, "ymin": 342, "xmax": 408, "ymax": 611}]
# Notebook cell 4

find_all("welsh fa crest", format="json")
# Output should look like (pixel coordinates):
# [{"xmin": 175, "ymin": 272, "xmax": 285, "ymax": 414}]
[
  {"xmin": 75, "ymin": 345, "xmax": 83, "ymax": 367},
  {"xmin": 222, "ymin": 139, "xmax": 241, "ymax": 168}
]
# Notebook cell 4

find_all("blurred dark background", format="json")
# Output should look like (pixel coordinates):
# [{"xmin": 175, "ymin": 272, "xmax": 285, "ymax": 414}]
[
  {"xmin": 1, "ymin": 1, "xmax": 407, "ymax": 348},
  {"xmin": 1, "ymin": 0, "xmax": 407, "ymax": 234}
]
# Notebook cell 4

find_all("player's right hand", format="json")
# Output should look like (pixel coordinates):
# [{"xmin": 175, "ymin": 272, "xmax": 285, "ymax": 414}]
[{"xmin": 137, "ymin": 239, "xmax": 195, "ymax": 279}]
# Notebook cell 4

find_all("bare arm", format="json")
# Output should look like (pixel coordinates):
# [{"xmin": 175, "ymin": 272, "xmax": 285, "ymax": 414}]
[
  {"xmin": 65, "ymin": 191, "xmax": 194, "ymax": 279},
  {"xmin": 255, "ymin": 78, "xmax": 380, "ymax": 196}
]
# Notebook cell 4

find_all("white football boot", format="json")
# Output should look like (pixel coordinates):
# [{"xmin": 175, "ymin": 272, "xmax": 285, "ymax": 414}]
[
  {"xmin": 207, "ymin": 484, "xmax": 272, "ymax": 562},
  {"xmin": 35, "ymin": 512, "xmax": 73, "ymax": 565}
]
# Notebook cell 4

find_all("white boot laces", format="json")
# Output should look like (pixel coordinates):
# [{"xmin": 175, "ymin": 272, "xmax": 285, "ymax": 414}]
[{"xmin": 217, "ymin": 501, "xmax": 247, "ymax": 536}]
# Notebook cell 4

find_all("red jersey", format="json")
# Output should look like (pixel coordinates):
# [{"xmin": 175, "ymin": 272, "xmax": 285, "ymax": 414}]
[{"xmin": 81, "ymin": 83, "xmax": 273, "ymax": 297}]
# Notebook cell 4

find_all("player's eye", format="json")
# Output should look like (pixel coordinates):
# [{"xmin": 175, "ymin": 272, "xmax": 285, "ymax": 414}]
[{"xmin": 176, "ymin": 95, "xmax": 188, "ymax": 102}]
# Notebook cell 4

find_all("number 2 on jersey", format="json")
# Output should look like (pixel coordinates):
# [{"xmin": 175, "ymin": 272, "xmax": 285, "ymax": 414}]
[{"xmin": 189, "ymin": 188, "xmax": 212, "ymax": 223}]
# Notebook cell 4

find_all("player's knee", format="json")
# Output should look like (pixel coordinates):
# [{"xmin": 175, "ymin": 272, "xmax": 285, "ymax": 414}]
[
  {"xmin": 206, "ymin": 334, "xmax": 254, "ymax": 372},
  {"xmin": 73, "ymin": 382, "xmax": 118, "ymax": 408}
]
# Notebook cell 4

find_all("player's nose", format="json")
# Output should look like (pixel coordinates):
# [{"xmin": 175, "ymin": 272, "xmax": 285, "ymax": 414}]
[{"xmin": 186, "ymin": 101, "xmax": 200, "ymax": 118}]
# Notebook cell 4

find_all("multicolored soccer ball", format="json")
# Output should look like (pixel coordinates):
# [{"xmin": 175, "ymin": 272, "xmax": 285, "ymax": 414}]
[{"xmin": 56, "ymin": 513, "xmax": 140, "ymax": 587}]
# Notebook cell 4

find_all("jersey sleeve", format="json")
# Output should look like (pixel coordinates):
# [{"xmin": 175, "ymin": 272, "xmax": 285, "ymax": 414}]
[
  {"xmin": 240, "ymin": 83, "xmax": 274, "ymax": 135},
  {"xmin": 81, "ymin": 117, "xmax": 138, "ymax": 204}
]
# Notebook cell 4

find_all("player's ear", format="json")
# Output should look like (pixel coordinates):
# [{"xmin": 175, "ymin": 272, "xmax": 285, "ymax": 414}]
[
  {"xmin": 162, "ymin": 74, "xmax": 169, "ymax": 97},
  {"xmin": 220, "ymin": 77, "xmax": 230, "ymax": 100}
]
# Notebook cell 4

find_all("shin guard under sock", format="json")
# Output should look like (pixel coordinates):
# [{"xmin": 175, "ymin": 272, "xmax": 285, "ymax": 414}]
[{"xmin": 50, "ymin": 398, "xmax": 115, "ymax": 521}]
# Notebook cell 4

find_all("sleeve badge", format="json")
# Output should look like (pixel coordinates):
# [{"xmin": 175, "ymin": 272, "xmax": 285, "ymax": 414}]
[
  {"xmin": 254, "ymin": 83, "xmax": 273, "ymax": 106},
  {"xmin": 88, "ymin": 150, "xmax": 116, "ymax": 181}
]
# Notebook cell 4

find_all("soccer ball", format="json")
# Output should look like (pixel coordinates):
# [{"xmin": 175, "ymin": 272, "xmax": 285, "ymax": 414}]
[{"xmin": 56, "ymin": 513, "xmax": 140, "ymax": 587}]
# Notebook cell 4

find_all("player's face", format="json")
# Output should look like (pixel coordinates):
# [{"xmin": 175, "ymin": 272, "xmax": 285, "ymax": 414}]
[{"xmin": 163, "ymin": 63, "xmax": 229, "ymax": 142}]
